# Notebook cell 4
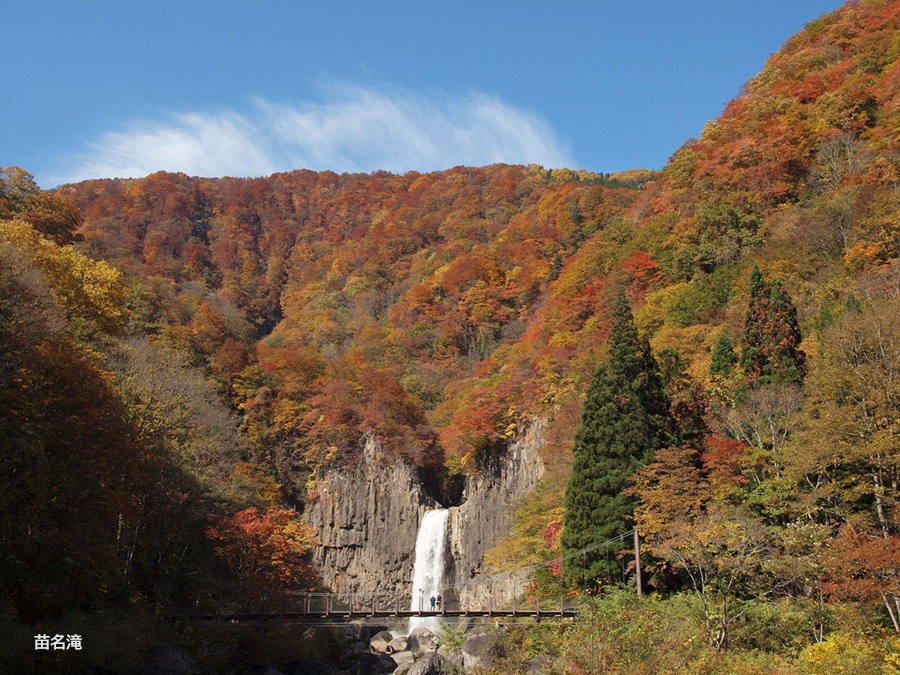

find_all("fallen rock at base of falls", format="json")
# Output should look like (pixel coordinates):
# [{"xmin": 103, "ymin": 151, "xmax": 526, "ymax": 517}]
[
  {"xmin": 405, "ymin": 652, "xmax": 464, "ymax": 675},
  {"xmin": 387, "ymin": 636, "xmax": 408, "ymax": 653},
  {"xmin": 377, "ymin": 653, "xmax": 401, "ymax": 672},
  {"xmin": 343, "ymin": 652, "xmax": 377, "ymax": 675},
  {"xmin": 391, "ymin": 650, "xmax": 415, "ymax": 668},
  {"xmin": 368, "ymin": 630, "xmax": 395, "ymax": 653},
  {"xmin": 407, "ymin": 627, "xmax": 440, "ymax": 659},
  {"xmin": 339, "ymin": 651, "xmax": 397, "ymax": 674},
  {"xmin": 340, "ymin": 621, "xmax": 388, "ymax": 643},
  {"xmin": 461, "ymin": 632, "xmax": 501, "ymax": 671},
  {"xmin": 340, "ymin": 621, "xmax": 369, "ymax": 643}
]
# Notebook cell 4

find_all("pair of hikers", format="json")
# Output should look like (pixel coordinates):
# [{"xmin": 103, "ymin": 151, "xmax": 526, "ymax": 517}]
[{"xmin": 429, "ymin": 594, "xmax": 443, "ymax": 610}]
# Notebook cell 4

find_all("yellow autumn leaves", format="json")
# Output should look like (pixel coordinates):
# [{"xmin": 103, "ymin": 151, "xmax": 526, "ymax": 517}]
[{"xmin": 0, "ymin": 218, "xmax": 129, "ymax": 336}]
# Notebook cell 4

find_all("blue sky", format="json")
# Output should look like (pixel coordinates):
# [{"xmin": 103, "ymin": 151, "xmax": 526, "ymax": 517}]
[{"xmin": 2, "ymin": 1, "xmax": 844, "ymax": 187}]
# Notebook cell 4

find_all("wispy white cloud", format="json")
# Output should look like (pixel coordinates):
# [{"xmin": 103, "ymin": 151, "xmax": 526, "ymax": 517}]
[
  {"xmin": 50, "ymin": 84, "xmax": 572, "ymax": 184},
  {"xmin": 59, "ymin": 113, "xmax": 277, "ymax": 182}
]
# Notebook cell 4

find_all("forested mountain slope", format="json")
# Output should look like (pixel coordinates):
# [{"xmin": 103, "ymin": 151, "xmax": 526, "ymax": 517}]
[
  {"xmin": 61, "ymin": 0, "xmax": 900, "ymax": 513},
  {"xmin": 62, "ymin": 165, "xmax": 648, "ymax": 497},
  {"xmin": 3, "ymin": 0, "xmax": 900, "ymax": 670}
]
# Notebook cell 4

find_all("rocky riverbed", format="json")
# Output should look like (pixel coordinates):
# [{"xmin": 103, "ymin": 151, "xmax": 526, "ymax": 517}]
[
  {"xmin": 291, "ymin": 621, "xmax": 520, "ymax": 675},
  {"xmin": 143, "ymin": 619, "xmax": 556, "ymax": 674}
]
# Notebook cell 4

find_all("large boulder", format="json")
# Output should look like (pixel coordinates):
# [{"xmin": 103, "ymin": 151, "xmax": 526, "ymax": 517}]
[
  {"xmin": 407, "ymin": 627, "xmax": 439, "ymax": 659},
  {"xmin": 339, "ymin": 621, "xmax": 370, "ymax": 643},
  {"xmin": 376, "ymin": 653, "xmax": 400, "ymax": 672},
  {"xmin": 369, "ymin": 630, "xmax": 395, "ymax": 653},
  {"xmin": 339, "ymin": 621, "xmax": 388, "ymax": 644},
  {"xmin": 341, "ymin": 651, "xmax": 396, "ymax": 674},
  {"xmin": 387, "ymin": 636, "xmax": 408, "ymax": 653},
  {"xmin": 407, "ymin": 653, "xmax": 463, "ymax": 675},
  {"xmin": 461, "ymin": 632, "xmax": 501, "ymax": 671},
  {"xmin": 391, "ymin": 650, "xmax": 415, "ymax": 668}
]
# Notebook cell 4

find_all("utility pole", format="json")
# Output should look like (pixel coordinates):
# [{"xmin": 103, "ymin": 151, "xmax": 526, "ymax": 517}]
[
  {"xmin": 590, "ymin": 611, "xmax": 595, "ymax": 675},
  {"xmin": 633, "ymin": 529, "xmax": 642, "ymax": 597}
]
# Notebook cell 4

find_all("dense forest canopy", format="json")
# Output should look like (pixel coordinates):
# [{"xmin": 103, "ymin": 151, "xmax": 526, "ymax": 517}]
[{"xmin": 3, "ymin": 0, "xmax": 900, "ymax": 671}]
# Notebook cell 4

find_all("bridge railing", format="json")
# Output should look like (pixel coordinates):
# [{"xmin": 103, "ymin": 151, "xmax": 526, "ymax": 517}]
[
  {"xmin": 247, "ymin": 590, "xmax": 574, "ymax": 617},
  {"xmin": 167, "ymin": 569, "xmax": 583, "ymax": 620},
  {"xmin": 172, "ymin": 585, "xmax": 576, "ymax": 619}
]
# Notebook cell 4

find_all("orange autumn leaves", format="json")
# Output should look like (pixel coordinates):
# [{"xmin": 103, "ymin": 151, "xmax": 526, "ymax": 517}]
[{"xmin": 208, "ymin": 507, "xmax": 319, "ymax": 590}]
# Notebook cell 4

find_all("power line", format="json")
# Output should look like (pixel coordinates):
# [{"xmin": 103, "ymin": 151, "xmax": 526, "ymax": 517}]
[
  {"xmin": 439, "ymin": 529, "xmax": 635, "ymax": 592},
  {"xmin": 171, "ymin": 527, "xmax": 639, "ymax": 610}
]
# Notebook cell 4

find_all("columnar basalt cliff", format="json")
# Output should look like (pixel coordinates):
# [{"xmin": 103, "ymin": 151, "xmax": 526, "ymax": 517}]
[
  {"xmin": 305, "ymin": 422, "xmax": 545, "ymax": 606},
  {"xmin": 446, "ymin": 420, "xmax": 545, "ymax": 608},
  {"xmin": 305, "ymin": 436, "xmax": 436, "ymax": 597}
]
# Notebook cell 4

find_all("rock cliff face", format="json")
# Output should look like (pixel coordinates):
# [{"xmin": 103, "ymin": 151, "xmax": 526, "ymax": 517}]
[
  {"xmin": 305, "ymin": 421, "xmax": 545, "ymax": 607},
  {"xmin": 306, "ymin": 436, "xmax": 436, "ymax": 596},
  {"xmin": 446, "ymin": 420, "xmax": 545, "ymax": 608}
]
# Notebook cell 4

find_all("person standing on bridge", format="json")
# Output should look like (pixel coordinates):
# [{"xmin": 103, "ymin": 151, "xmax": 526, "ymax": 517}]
[
  {"xmin": 436, "ymin": 594, "xmax": 442, "ymax": 609},
  {"xmin": 430, "ymin": 595, "xmax": 436, "ymax": 611}
]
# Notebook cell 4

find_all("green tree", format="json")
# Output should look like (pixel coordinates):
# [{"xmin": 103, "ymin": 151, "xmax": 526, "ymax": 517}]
[
  {"xmin": 0, "ymin": 165, "xmax": 39, "ymax": 218},
  {"xmin": 562, "ymin": 291, "xmax": 671, "ymax": 588},
  {"xmin": 710, "ymin": 334, "xmax": 738, "ymax": 379},
  {"xmin": 787, "ymin": 297, "xmax": 900, "ymax": 537},
  {"xmin": 740, "ymin": 265, "xmax": 768, "ymax": 382},
  {"xmin": 740, "ymin": 265, "xmax": 805, "ymax": 386}
]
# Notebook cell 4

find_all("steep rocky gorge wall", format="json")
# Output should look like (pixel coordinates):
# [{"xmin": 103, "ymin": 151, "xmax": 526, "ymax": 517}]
[
  {"xmin": 304, "ymin": 421, "xmax": 546, "ymax": 606},
  {"xmin": 305, "ymin": 436, "xmax": 435, "ymax": 597},
  {"xmin": 446, "ymin": 420, "xmax": 545, "ymax": 608}
]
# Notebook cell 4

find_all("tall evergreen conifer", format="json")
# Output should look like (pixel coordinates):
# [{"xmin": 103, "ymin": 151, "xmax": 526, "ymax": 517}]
[
  {"xmin": 740, "ymin": 265, "xmax": 805, "ymax": 386},
  {"xmin": 764, "ymin": 278, "xmax": 805, "ymax": 383},
  {"xmin": 710, "ymin": 334, "xmax": 738, "ymax": 378},
  {"xmin": 740, "ymin": 265, "xmax": 768, "ymax": 379},
  {"xmin": 562, "ymin": 291, "xmax": 671, "ymax": 589}
]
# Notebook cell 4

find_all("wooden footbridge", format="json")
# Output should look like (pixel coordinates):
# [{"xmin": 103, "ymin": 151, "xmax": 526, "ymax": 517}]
[
  {"xmin": 169, "ymin": 530, "xmax": 636, "ymax": 624},
  {"xmin": 172, "ymin": 592, "xmax": 578, "ymax": 623}
]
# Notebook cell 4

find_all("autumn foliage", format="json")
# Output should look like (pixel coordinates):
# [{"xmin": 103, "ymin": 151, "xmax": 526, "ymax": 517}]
[
  {"xmin": 4, "ymin": 0, "xmax": 900, "ymax": 668},
  {"xmin": 207, "ymin": 507, "xmax": 318, "ymax": 590}
]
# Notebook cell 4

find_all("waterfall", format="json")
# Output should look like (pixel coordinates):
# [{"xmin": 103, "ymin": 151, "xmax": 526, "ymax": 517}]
[{"xmin": 408, "ymin": 508, "xmax": 449, "ymax": 633}]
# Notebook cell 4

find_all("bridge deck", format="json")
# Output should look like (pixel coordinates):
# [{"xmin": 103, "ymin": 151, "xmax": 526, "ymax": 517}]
[{"xmin": 171, "ymin": 608, "xmax": 577, "ymax": 621}]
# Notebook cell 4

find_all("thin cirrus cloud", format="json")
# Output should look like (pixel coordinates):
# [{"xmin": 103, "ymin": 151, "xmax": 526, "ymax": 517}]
[{"xmin": 51, "ymin": 84, "xmax": 572, "ymax": 184}]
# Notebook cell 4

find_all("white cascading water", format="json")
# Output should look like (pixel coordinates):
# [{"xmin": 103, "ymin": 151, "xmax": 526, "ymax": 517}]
[{"xmin": 407, "ymin": 508, "xmax": 449, "ymax": 633}]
